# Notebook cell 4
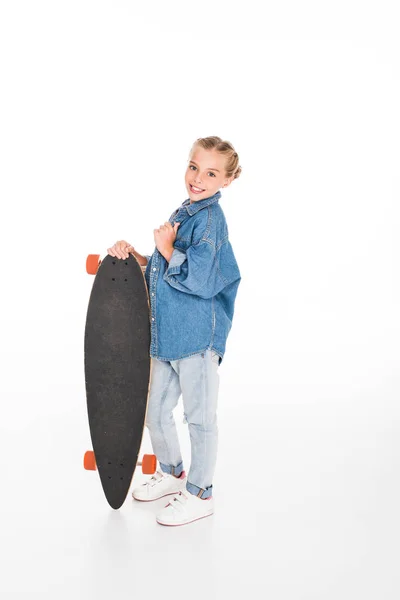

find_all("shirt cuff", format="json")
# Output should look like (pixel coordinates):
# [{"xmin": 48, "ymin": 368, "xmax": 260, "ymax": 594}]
[{"xmin": 165, "ymin": 248, "xmax": 187, "ymax": 275}]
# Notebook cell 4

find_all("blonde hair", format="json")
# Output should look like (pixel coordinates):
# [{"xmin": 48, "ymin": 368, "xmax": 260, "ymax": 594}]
[{"xmin": 189, "ymin": 136, "xmax": 242, "ymax": 180}]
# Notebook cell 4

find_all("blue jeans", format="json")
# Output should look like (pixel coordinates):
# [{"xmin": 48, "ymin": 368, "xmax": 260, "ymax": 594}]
[{"xmin": 145, "ymin": 349, "xmax": 220, "ymax": 499}]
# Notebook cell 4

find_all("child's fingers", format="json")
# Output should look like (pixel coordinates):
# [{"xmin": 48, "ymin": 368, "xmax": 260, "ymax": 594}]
[
  {"xmin": 108, "ymin": 241, "xmax": 131, "ymax": 259},
  {"xmin": 114, "ymin": 241, "xmax": 132, "ymax": 259},
  {"xmin": 114, "ymin": 246, "xmax": 126, "ymax": 259}
]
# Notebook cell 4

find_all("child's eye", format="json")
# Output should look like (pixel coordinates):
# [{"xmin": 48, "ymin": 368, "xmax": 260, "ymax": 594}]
[{"xmin": 189, "ymin": 165, "xmax": 215, "ymax": 177}]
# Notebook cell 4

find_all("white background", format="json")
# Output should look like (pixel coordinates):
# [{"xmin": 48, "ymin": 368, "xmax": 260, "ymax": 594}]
[{"xmin": 1, "ymin": 1, "xmax": 399, "ymax": 598}]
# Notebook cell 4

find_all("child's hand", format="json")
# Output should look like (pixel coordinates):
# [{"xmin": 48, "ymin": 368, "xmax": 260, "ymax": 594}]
[
  {"xmin": 107, "ymin": 240, "xmax": 134, "ymax": 260},
  {"xmin": 154, "ymin": 222, "xmax": 180, "ymax": 255}
]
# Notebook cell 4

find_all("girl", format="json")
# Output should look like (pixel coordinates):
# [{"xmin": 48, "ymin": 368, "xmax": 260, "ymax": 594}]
[{"xmin": 107, "ymin": 136, "xmax": 242, "ymax": 526}]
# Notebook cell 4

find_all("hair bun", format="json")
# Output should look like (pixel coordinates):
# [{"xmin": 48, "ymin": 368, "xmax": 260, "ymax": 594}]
[{"xmin": 234, "ymin": 165, "xmax": 242, "ymax": 179}]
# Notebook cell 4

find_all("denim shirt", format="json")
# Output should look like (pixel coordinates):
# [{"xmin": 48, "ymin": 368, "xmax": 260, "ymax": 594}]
[{"xmin": 144, "ymin": 190, "xmax": 241, "ymax": 365}]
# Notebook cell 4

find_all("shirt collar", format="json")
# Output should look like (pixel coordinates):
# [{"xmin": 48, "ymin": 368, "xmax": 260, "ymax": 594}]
[{"xmin": 182, "ymin": 190, "xmax": 221, "ymax": 215}]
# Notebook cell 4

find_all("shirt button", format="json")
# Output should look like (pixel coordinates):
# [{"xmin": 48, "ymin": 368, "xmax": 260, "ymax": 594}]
[
  {"xmin": 153, "ymin": 267, "xmax": 156, "ymax": 271},
  {"xmin": 152, "ymin": 293, "xmax": 154, "ymax": 296},
  {"xmin": 152, "ymin": 318, "xmax": 155, "ymax": 321}
]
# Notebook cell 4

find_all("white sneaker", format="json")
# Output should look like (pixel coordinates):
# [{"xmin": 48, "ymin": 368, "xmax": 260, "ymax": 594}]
[
  {"xmin": 132, "ymin": 470, "xmax": 187, "ymax": 502},
  {"xmin": 156, "ymin": 489, "xmax": 214, "ymax": 526}
]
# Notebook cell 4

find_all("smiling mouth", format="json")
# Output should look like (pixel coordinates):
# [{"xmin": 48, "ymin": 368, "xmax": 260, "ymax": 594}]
[{"xmin": 190, "ymin": 184, "xmax": 205, "ymax": 193}]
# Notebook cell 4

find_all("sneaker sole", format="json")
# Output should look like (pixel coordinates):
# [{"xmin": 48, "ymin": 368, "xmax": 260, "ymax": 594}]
[
  {"xmin": 156, "ymin": 511, "xmax": 214, "ymax": 526},
  {"xmin": 132, "ymin": 490, "xmax": 183, "ymax": 502}
]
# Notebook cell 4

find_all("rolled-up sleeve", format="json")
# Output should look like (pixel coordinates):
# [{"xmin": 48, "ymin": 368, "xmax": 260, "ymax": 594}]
[{"xmin": 163, "ymin": 240, "xmax": 228, "ymax": 299}]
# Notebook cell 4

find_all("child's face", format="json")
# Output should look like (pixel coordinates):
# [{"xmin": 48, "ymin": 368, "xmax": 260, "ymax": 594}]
[{"xmin": 185, "ymin": 146, "xmax": 234, "ymax": 203}]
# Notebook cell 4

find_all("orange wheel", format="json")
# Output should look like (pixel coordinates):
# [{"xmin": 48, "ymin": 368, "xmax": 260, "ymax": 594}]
[
  {"xmin": 86, "ymin": 254, "xmax": 101, "ymax": 275},
  {"xmin": 141, "ymin": 454, "xmax": 157, "ymax": 474},
  {"xmin": 84, "ymin": 450, "xmax": 97, "ymax": 470}
]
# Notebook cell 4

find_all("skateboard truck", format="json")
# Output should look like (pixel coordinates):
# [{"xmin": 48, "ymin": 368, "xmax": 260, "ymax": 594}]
[
  {"xmin": 83, "ymin": 451, "xmax": 157, "ymax": 475},
  {"xmin": 86, "ymin": 253, "xmax": 147, "ymax": 275}
]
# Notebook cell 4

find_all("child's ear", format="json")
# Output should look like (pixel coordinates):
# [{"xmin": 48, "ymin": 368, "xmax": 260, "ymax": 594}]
[{"xmin": 223, "ymin": 176, "xmax": 235, "ymax": 188}]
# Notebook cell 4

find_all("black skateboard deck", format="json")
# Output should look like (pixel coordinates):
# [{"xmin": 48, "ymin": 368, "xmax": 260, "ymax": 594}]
[{"xmin": 84, "ymin": 253, "xmax": 155, "ymax": 509}]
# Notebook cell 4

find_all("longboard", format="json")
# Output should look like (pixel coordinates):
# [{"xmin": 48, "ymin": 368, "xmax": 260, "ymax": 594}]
[{"xmin": 84, "ymin": 253, "xmax": 156, "ymax": 509}]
